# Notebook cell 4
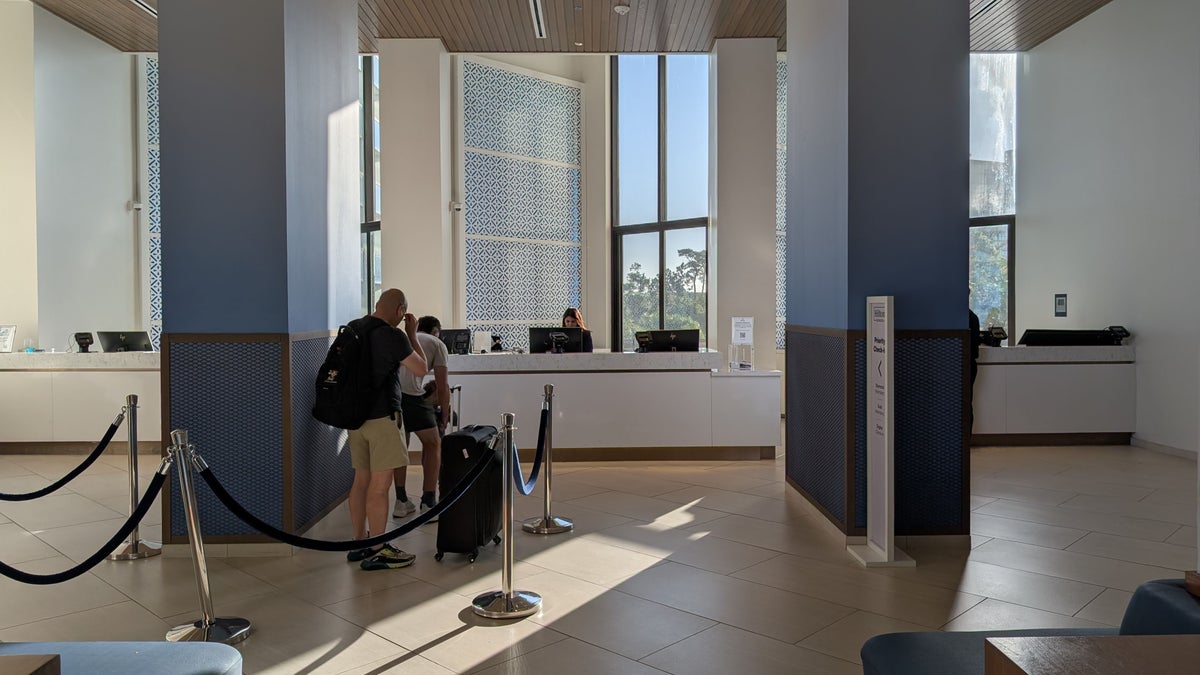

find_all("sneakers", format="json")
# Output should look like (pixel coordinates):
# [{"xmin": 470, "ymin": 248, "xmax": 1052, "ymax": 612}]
[
  {"xmin": 346, "ymin": 547, "xmax": 373, "ymax": 562},
  {"xmin": 360, "ymin": 544, "xmax": 416, "ymax": 570},
  {"xmin": 419, "ymin": 501, "xmax": 438, "ymax": 524},
  {"xmin": 393, "ymin": 499, "xmax": 417, "ymax": 518}
]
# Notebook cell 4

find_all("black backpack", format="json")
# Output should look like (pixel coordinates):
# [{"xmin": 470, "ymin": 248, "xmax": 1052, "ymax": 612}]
[{"xmin": 312, "ymin": 317, "xmax": 386, "ymax": 430}]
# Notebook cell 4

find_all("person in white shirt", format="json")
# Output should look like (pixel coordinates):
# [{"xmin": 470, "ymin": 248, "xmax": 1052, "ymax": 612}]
[{"xmin": 392, "ymin": 315, "xmax": 451, "ymax": 519}]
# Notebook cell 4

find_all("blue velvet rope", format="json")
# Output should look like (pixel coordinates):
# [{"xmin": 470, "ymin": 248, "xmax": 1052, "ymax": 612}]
[{"xmin": 511, "ymin": 408, "xmax": 548, "ymax": 496}]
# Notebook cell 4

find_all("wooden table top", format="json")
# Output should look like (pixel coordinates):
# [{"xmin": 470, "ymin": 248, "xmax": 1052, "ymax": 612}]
[{"xmin": 985, "ymin": 634, "xmax": 1200, "ymax": 675}]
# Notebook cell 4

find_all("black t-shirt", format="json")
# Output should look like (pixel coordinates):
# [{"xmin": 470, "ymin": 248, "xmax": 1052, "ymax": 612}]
[
  {"xmin": 968, "ymin": 309, "xmax": 982, "ymax": 361},
  {"xmin": 349, "ymin": 316, "xmax": 414, "ymax": 419}
]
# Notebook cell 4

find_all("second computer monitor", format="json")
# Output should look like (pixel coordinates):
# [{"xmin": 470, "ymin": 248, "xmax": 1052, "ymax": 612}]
[
  {"xmin": 634, "ymin": 328, "xmax": 701, "ymax": 352},
  {"xmin": 438, "ymin": 328, "xmax": 471, "ymax": 355},
  {"xmin": 529, "ymin": 326, "xmax": 583, "ymax": 354}
]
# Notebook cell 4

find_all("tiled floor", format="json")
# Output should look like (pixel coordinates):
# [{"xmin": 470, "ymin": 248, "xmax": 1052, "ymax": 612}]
[{"xmin": 0, "ymin": 444, "xmax": 1195, "ymax": 674}]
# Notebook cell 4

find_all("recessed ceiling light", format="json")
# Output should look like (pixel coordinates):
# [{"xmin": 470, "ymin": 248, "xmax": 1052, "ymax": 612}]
[
  {"xmin": 575, "ymin": 41, "xmax": 583, "ymax": 46},
  {"xmin": 614, "ymin": 3, "xmax": 631, "ymax": 16}
]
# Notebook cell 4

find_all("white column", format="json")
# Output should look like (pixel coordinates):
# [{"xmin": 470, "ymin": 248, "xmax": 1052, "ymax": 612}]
[
  {"xmin": 0, "ymin": 1, "xmax": 38, "ymax": 344},
  {"xmin": 377, "ymin": 38, "xmax": 453, "ymax": 324},
  {"xmin": 712, "ymin": 38, "xmax": 778, "ymax": 368},
  {"xmin": 580, "ymin": 56, "xmax": 611, "ymax": 350}
]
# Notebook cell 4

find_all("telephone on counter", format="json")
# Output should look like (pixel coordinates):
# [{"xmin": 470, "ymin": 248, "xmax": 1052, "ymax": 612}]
[{"xmin": 981, "ymin": 326, "xmax": 1007, "ymax": 347}]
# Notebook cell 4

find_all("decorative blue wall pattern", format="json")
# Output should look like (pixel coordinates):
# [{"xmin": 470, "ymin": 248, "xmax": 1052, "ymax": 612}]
[
  {"xmin": 462, "ymin": 59, "xmax": 583, "ymax": 352},
  {"xmin": 146, "ymin": 57, "xmax": 162, "ymax": 350}
]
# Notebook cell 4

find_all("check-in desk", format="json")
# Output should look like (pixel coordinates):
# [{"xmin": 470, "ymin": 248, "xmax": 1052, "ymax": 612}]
[
  {"xmin": 446, "ymin": 350, "xmax": 782, "ymax": 460},
  {"xmin": 0, "ymin": 352, "xmax": 161, "ymax": 444},
  {"xmin": 971, "ymin": 345, "xmax": 1134, "ymax": 444}
]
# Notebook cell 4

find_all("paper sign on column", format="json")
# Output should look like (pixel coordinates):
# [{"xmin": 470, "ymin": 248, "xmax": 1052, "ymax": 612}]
[{"xmin": 731, "ymin": 317, "xmax": 753, "ymax": 345}]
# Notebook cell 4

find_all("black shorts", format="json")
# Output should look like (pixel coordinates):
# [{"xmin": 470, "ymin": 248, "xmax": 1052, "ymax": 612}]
[{"xmin": 399, "ymin": 393, "xmax": 438, "ymax": 433}]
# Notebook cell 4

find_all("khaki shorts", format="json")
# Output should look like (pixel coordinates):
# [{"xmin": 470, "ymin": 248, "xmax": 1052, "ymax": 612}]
[{"xmin": 348, "ymin": 415, "xmax": 410, "ymax": 471}]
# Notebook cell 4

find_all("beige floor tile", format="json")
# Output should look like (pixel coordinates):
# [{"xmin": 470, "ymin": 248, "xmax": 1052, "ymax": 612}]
[
  {"xmin": 970, "ymin": 512, "xmax": 1087, "ymax": 549},
  {"xmin": 511, "ymin": 478, "xmax": 609, "ymax": 503},
  {"xmin": 656, "ymin": 485, "xmax": 809, "ymax": 523},
  {"xmin": 0, "ymin": 492, "xmax": 124, "ymax": 531},
  {"xmin": 984, "ymin": 468, "xmax": 1155, "ymax": 500},
  {"xmin": 0, "ymin": 558, "xmax": 127, "ymax": 630},
  {"xmin": 970, "ymin": 539, "xmax": 1180, "ymax": 592},
  {"xmin": 970, "ymin": 495, "xmax": 997, "ymax": 510},
  {"xmin": 562, "ymin": 491, "xmax": 727, "ymax": 527},
  {"xmin": 1056, "ymin": 466, "xmax": 1195, "ymax": 493},
  {"xmin": 0, "ymin": 458, "xmax": 36, "ymax": 478},
  {"xmin": 1074, "ymin": 588, "xmax": 1132, "ymax": 626},
  {"xmin": 686, "ymin": 514, "xmax": 849, "ymax": 562},
  {"xmin": 90, "ymin": 492, "xmax": 163, "ymax": 525},
  {"xmin": 616, "ymin": 562, "xmax": 854, "ymax": 643},
  {"xmin": 733, "ymin": 554, "xmax": 982, "ymax": 628},
  {"xmin": 519, "ymin": 570, "xmax": 713, "ymax": 660},
  {"xmin": 0, "ymin": 601, "xmax": 168, "ymax": 642},
  {"xmin": 33, "ymin": 517, "xmax": 161, "ymax": 562},
  {"xmin": 799, "ymin": 611, "xmax": 931, "ymax": 664},
  {"xmin": 975, "ymin": 498, "xmax": 1180, "ymax": 542},
  {"xmin": 471, "ymin": 637, "xmax": 664, "ymax": 675},
  {"xmin": 942, "ymin": 598, "xmax": 1112, "ymax": 631},
  {"xmin": 1142, "ymin": 488, "xmax": 1198, "ymax": 506},
  {"xmin": 643, "ymin": 623, "xmax": 859, "ymax": 675},
  {"xmin": 336, "ymin": 653, "xmax": 454, "ymax": 674},
  {"xmin": 0, "ymin": 474, "xmax": 72, "ymax": 498},
  {"xmin": 566, "ymin": 469, "xmax": 694, "ymax": 497},
  {"xmin": 972, "ymin": 535, "xmax": 993, "ymax": 548},
  {"xmin": 84, "ymin": 555, "xmax": 276, "ymax": 618},
  {"xmin": 1167, "ymin": 526, "xmax": 1197, "ymax": 547},
  {"xmin": 642, "ymin": 468, "xmax": 775, "ymax": 494},
  {"xmin": 587, "ymin": 521, "xmax": 782, "ymax": 574},
  {"xmin": 523, "ymin": 536, "xmax": 664, "ymax": 587},
  {"xmin": 324, "ymin": 580, "xmax": 569, "ymax": 673},
  {"xmin": 1059, "ymin": 493, "xmax": 1195, "ymax": 527},
  {"xmin": 166, "ymin": 591, "xmax": 408, "ymax": 675},
  {"xmin": 1066, "ymin": 532, "xmax": 1197, "ymax": 571},
  {"xmin": 0, "ymin": 522, "xmax": 61, "ymax": 564},
  {"xmin": 951, "ymin": 560, "xmax": 1105, "ymax": 616},
  {"xmin": 8, "ymin": 455, "xmax": 124, "ymax": 478},
  {"xmin": 972, "ymin": 478, "xmax": 1077, "ymax": 505},
  {"xmin": 405, "ymin": 554, "xmax": 548, "ymax": 600},
  {"xmin": 64, "ymin": 473, "xmax": 146, "ymax": 501},
  {"xmin": 223, "ymin": 549, "xmax": 423, "ymax": 607},
  {"xmin": 508, "ymin": 500, "xmax": 634, "ymax": 538}
]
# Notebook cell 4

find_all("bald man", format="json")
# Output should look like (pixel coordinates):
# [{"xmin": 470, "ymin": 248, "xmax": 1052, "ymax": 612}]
[{"xmin": 346, "ymin": 288, "xmax": 427, "ymax": 570}]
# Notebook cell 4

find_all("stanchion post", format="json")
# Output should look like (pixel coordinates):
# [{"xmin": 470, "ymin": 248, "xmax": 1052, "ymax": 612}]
[
  {"xmin": 165, "ymin": 429, "xmax": 251, "ymax": 645},
  {"xmin": 110, "ymin": 394, "xmax": 161, "ymax": 561},
  {"xmin": 472, "ymin": 413, "xmax": 541, "ymax": 619},
  {"xmin": 522, "ymin": 384, "xmax": 573, "ymax": 535}
]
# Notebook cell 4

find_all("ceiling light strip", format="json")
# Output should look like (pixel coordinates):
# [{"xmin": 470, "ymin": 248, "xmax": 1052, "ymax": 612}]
[
  {"xmin": 128, "ymin": 0, "xmax": 157, "ymax": 18},
  {"xmin": 528, "ymin": 0, "xmax": 548, "ymax": 39}
]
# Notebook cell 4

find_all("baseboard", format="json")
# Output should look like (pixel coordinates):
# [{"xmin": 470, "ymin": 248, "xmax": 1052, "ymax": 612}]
[
  {"xmin": 0, "ymin": 441, "xmax": 162, "ymax": 455},
  {"xmin": 513, "ymin": 446, "xmax": 775, "ymax": 462},
  {"xmin": 1132, "ymin": 436, "xmax": 1198, "ymax": 460},
  {"xmin": 971, "ymin": 433, "xmax": 1131, "ymax": 447}
]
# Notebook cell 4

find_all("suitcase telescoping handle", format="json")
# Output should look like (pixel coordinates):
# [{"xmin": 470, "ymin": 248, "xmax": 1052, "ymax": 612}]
[{"xmin": 450, "ymin": 384, "xmax": 462, "ymax": 434}]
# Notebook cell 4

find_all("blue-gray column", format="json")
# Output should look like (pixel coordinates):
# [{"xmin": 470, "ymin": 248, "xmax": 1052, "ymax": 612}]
[
  {"xmin": 785, "ymin": 0, "xmax": 969, "ymax": 535},
  {"xmin": 158, "ymin": 0, "xmax": 360, "ymax": 542}
]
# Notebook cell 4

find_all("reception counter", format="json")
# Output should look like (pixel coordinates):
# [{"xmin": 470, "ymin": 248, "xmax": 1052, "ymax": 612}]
[
  {"xmin": 0, "ymin": 352, "xmax": 161, "ymax": 444},
  {"xmin": 446, "ymin": 350, "xmax": 781, "ymax": 459},
  {"xmin": 972, "ymin": 345, "xmax": 1135, "ymax": 443}
]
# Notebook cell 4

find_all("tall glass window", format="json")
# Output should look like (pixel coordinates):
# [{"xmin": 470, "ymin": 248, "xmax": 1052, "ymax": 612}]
[
  {"xmin": 360, "ymin": 55, "xmax": 382, "ymax": 315},
  {"xmin": 612, "ymin": 55, "xmax": 710, "ymax": 352},
  {"xmin": 969, "ymin": 53, "xmax": 1016, "ymax": 335}
]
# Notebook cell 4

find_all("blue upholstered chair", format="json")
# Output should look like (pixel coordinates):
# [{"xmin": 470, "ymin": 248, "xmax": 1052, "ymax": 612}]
[{"xmin": 861, "ymin": 579, "xmax": 1200, "ymax": 675}]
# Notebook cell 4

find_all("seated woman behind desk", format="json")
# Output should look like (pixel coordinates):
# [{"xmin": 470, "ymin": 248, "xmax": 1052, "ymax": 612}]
[{"xmin": 562, "ymin": 307, "xmax": 594, "ymax": 353}]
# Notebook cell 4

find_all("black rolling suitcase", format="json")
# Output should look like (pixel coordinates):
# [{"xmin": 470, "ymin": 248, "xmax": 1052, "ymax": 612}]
[{"xmin": 435, "ymin": 424, "xmax": 502, "ymax": 562}]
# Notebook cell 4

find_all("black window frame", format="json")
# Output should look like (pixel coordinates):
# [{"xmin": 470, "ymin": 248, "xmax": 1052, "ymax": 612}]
[
  {"xmin": 969, "ymin": 214, "xmax": 1016, "ymax": 339},
  {"xmin": 360, "ymin": 55, "xmax": 381, "ymax": 313},
  {"xmin": 610, "ymin": 54, "xmax": 710, "ymax": 351}
]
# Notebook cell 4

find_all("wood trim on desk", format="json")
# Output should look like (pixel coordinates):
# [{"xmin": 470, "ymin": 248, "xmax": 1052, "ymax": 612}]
[
  {"xmin": 972, "ymin": 432, "xmax": 1133, "ymax": 447},
  {"xmin": 453, "ymin": 368, "xmax": 718, "ymax": 375}
]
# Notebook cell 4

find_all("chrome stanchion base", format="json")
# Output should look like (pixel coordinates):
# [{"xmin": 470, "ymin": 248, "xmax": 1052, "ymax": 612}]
[
  {"xmin": 521, "ymin": 516, "xmax": 574, "ymax": 535},
  {"xmin": 108, "ymin": 540, "xmax": 162, "ymax": 561},
  {"xmin": 166, "ymin": 617, "xmax": 252, "ymax": 645},
  {"xmin": 471, "ymin": 590, "xmax": 542, "ymax": 619}
]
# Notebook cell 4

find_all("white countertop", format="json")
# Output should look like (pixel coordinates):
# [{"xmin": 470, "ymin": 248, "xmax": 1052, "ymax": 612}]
[
  {"xmin": 978, "ymin": 345, "xmax": 1134, "ymax": 364},
  {"xmin": 0, "ymin": 352, "xmax": 160, "ymax": 370},
  {"xmin": 448, "ymin": 349, "xmax": 723, "ymax": 373}
]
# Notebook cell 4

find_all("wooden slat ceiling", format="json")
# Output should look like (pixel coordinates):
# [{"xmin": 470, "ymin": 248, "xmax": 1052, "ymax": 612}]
[{"xmin": 29, "ymin": 0, "xmax": 1114, "ymax": 55}]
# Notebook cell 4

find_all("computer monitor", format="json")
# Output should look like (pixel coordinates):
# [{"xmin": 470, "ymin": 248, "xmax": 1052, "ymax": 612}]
[
  {"xmin": 97, "ymin": 331, "xmax": 153, "ymax": 352},
  {"xmin": 1017, "ymin": 329, "xmax": 1123, "ymax": 347},
  {"xmin": 634, "ymin": 328, "xmax": 701, "ymax": 352},
  {"xmin": 529, "ymin": 326, "xmax": 583, "ymax": 354},
  {"xmin": 438, "ymin": 329, "xmax": 471, "ymax": 355}
]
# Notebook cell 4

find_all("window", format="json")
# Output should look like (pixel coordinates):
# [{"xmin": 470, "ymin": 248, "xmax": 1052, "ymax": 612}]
[
  {"xmin": 612, "ymin": 55, "xmax": 710, "ymax": 352},
  {"xmin": 969, "ymin": 53, "xmax": 1016, "ymax": 336},
  {"xmin": 360, "ymin": 55, "xmax": 382, "ymax": 315}
]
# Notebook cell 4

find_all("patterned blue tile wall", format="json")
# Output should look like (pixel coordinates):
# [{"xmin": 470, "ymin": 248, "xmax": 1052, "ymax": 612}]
[
  {"xmin": 291, "ymin": 336, "xmax": 353, "ymax": 531},
  {"xmin": 462, "ymin": 60, "xmax": 582, "ymax": 353},
  {"xmin": 785, "ymin": 331, "xmax": 847, "ymax": 526},
  {"xmin": 168, "ymin": 341, "xmax": 284, "ymax": 538},
  {"xmin": 463, "ymin": 60, "xmax": 580, "ymax": 166},
  {"xmin": 146, "ymin": 57, "xmax": 162, "ymax": 350},
  {"xmin": 852, "ymin": 336, "xmax": 966, "ymax": 534},
  {"xmin": 775, "ymin": 59, "xmax": 787, "ymax": 350}
]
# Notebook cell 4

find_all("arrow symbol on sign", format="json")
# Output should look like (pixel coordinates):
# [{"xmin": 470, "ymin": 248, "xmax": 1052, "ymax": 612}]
[{"xmin": 877, "ymin": 360, "xmax": 883, "ymax": 377}]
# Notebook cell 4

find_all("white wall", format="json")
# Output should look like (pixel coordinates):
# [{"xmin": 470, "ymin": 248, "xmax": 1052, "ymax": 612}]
[
  {"xmin": 1016, "ymin": 0, "xmax": 1200, "ymax": 452},
  {"xmin": 0, "ymin": 1, "xmax": 39, "ymax": 347},
  {"xmin": 33, "ymin": 7, "xmax": 136, "ymax": 350}
]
